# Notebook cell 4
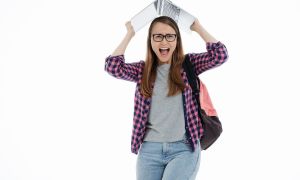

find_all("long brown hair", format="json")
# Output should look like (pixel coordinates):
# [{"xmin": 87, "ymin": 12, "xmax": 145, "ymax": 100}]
[{"xmin": 141, "ymin": 16, "xmax": 186, "ymax": 98}]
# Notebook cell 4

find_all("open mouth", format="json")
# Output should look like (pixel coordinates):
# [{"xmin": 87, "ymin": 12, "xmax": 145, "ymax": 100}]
[{"xmin": 159, "ymin": 48, "xmax": 170, "ymax": 56}]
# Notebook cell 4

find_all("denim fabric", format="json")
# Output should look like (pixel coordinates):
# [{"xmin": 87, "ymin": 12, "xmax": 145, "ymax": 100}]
[{"xmin": 136, "ymin": 140, "xmax": 201, "ymax": 180}]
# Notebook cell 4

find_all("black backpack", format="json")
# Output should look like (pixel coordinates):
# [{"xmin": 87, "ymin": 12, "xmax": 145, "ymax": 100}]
[{"xmin": 182, "ymin": 55, "xmax": 223, "ymax": 150}]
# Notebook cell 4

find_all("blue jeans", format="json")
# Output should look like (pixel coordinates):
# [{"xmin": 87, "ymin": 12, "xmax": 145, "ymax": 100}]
[{"xmin": 136, "ymin": 139, "xmax": 201, "ymax": 180}]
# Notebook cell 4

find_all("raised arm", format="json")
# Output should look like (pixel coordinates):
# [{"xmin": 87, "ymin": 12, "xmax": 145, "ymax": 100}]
[
  {"xmin": 111, "ymin": 21, "xmax": 135, "ymax": 56},
  {"xmin": 190, "ymin": 18, "xmax": 218, "ymax": 43},
  {"xmin": 105, "ymin": 22, "xmax": 144, "ymax": 83},
  {"xmin": 189, "ymin": 19, "xmax": 228, "ymax": 75}
]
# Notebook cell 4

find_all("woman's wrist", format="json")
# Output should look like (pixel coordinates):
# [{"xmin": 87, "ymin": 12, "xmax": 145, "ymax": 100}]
[
  {"xmin": 126, "ymin": 31, "xmax": 135, "ymax": 40},
  {"xmin": 195, "ymin": 23, "xmax": 218, "ymax": 43}
]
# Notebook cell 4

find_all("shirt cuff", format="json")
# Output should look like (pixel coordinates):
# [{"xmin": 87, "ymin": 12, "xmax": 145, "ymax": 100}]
[
  {"xmin": 206, "ymin": 41, "xmax": 223, "ymax": 50},
  {"xmin": 106, "ymin": 54, "xmax": 124, "ymax": 62}
]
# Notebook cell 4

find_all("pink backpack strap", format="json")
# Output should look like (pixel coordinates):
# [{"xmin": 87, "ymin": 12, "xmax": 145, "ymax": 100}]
[{"xmin": 199, "ymin": 81, "xmax": 218, "ymax": 116}]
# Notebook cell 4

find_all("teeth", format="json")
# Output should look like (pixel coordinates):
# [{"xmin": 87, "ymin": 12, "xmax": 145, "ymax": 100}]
[{"xmin": 160, "ymin": 48, "xmax": 169, "ymax": 50}]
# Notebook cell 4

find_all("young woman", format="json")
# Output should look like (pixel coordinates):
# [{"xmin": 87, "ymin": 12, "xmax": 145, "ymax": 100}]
[{"xmin": 105, "ymin": 16, "xmax": 228, "ymax": 180}]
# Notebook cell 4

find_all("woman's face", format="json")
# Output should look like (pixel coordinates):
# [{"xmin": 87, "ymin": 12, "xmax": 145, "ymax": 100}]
[{"xmin": 151, "ymin": 22, "xmax": 177, "ymax": 64}]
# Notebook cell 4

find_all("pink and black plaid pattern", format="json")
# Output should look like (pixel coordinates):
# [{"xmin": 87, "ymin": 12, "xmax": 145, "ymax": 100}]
[{"xmin": 104, "ymin": 41, "xmax": 228, "ymax": 154}]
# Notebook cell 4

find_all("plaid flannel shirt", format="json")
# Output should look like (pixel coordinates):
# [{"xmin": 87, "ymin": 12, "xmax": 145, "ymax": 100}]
[{"xmin": 105, "ymin": 41, "xmax": 228, "ymax": 154}]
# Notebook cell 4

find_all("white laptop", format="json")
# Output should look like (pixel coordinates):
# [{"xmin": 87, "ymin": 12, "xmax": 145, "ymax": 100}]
[{"xmin": 130, "ymin": 0, "xmax": 195, "ymax": 33}]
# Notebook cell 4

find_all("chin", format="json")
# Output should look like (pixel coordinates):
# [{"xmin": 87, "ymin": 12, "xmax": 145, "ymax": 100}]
[{"xmin": 158, "ymin": 58, "xmax": 171, "ymax": 64}]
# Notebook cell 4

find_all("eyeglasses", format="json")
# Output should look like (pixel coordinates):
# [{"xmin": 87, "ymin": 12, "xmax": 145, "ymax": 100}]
[{"xmin": 152, "ymin": 34, "xmax": 177, "ymax": 42}]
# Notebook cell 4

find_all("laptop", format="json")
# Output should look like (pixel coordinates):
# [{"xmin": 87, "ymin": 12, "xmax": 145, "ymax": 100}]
[{"xmin": 130, "ymin": 0, "xmax": 195, "ymax": 33}]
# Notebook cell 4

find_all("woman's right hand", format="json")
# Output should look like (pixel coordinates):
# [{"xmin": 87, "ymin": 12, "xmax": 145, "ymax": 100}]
[
  {"xmin": 125, "ymin": 21, "xmax": 135, "ymax": 38},
  {"xmin": 111, "ymin": 21, "xmax": 135, "ymax": 56}
]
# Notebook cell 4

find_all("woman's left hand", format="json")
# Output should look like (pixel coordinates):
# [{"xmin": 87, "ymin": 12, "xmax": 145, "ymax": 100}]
[{"xmin": 190, "ymin": 18, "xmax": 201, "ymax": 32}]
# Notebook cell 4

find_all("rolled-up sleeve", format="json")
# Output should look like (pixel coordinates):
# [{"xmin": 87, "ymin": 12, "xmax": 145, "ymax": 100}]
[
  {"xmin": 104, "ymin": 55, "xmax": 144, "ymax": 83},
  {"xmin": 188, "ymin": 41, "xmax": 228, "ymax": 75}
]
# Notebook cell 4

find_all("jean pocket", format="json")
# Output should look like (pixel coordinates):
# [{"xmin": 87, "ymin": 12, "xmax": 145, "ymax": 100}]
[
  {"xmin": 139, "ymin": 141, "xmax": 160, "ymax": 154},
  {"xmin": 179, "ymin": 138, "xmax": 191, "ymax": 146}
]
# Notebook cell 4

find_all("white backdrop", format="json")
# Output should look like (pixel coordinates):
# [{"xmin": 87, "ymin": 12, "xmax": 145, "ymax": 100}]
[{"xmin": 1, "ymin": 0, "xmax": 300, "ymax": 179}]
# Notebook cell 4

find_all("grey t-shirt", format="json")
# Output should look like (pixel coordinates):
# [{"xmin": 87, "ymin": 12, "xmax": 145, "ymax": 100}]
[{"xmin": 143, "ymin": 64, "xmax": 186, "ymax": 142}]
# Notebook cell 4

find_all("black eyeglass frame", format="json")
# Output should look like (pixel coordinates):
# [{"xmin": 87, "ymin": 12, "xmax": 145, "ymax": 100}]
[{"xmin": 152, "ymin": 34, "xmax": 177, "ymax": 42}]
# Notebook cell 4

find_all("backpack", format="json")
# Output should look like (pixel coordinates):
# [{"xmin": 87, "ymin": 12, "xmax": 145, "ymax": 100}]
[{"xmin": 183, "ymin": 55, "xmax": 223, "ymax": 150}]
